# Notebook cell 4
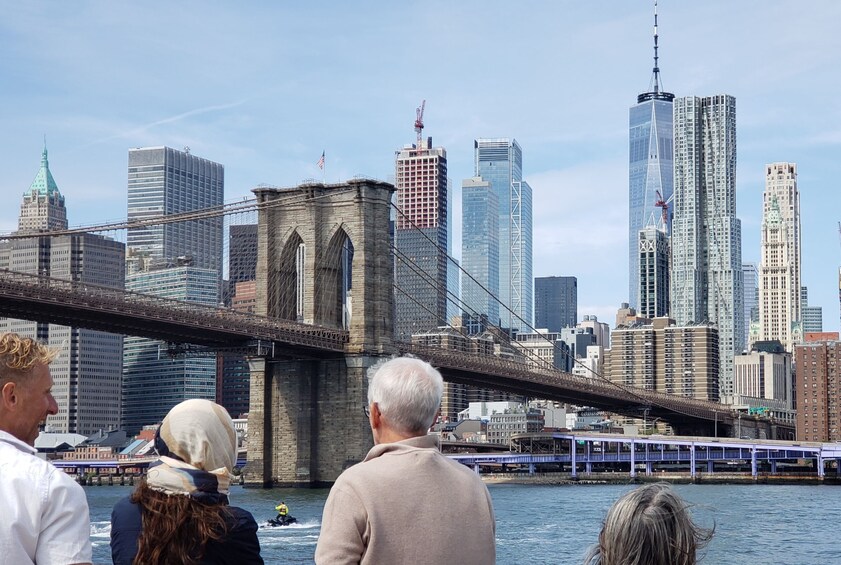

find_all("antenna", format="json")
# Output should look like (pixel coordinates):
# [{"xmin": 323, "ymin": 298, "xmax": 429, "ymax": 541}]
[
  {"xmin": 652, "ymin": 0, "xmax": 661, "ymax": 94},
  {"xmin": 637, "ymin": 1, "xmax": 673, "ymax": 102}
]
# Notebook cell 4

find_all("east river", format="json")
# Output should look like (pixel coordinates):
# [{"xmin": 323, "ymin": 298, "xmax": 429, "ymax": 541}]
[{"xmin": 87, "ymin": 482, "xmax": 841, "ymax": 564}]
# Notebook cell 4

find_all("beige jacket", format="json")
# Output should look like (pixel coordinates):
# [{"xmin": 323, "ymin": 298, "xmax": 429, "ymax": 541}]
[{"xmin": 315, "ymin": 434, "xmax": 496, "ymax": 564}]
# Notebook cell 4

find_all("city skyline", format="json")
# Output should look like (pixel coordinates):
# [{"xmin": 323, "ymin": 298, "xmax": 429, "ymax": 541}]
[{"xmin": 1, "ymin": 2, "xmax": 840, "ymax": 330}]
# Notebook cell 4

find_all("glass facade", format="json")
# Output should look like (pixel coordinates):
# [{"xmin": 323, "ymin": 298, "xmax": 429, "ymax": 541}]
[
  {"xmin": 743, "ymin": 262, "xmax": 759, "ymax": 347},
  {"xmin": 124, "ymin": 147, "xmax": 224, "ymax": 432},
  {"xmin": 628, "ymin": 97, "xmax": 673, "ymax": 309},
  {"xmin": 474, "ymin": 138, "xmax": 533, "ymax": 332},
  {"xmin": 122, "ymin": 267, "xmax": 219, "ymax": 433},
  {"xmin": 127, "ymin": 147, "xmax": 223, "ymax": 277},
  {"xmin": 534, "ymin": 276, "xmax": 577, "ymax": 332},
  {"xmin": 461, "ymin": 177, "xmax": 499, "ymax": 329}
]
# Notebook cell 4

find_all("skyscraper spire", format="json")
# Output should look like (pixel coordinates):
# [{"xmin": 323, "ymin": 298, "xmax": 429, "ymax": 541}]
[
  {"xmin": 652, "ymin": 0, "xmax": 661, "ymax": 94},
  {"xmin": 637, "ymin": 0, "xmax": 674, "ymax": 103}
]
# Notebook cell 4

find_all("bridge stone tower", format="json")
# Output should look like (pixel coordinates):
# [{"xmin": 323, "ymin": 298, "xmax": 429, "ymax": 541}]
[{"xmin": 246, "ymin": 179, "xmax": 396, "ymax": 486}]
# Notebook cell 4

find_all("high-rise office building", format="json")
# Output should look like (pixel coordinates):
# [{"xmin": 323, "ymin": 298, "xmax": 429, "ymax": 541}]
[
  {"xmin": 757, "ymin": 163, "xmax": 801, "ymax": 352},
  {"xmin": 122, "ymin": 266, "xmax": 218, "ymax": 432},
  {"xmin": 742, "ymin": 262, "xmax": 759, "ymax": 349},
  {"xmin": 0, "ymin": 146, "xmax": 125, "ymax": 434},
  {"xmin": 628, "ymin": 4, "xmax": 674, "ymax": 309},
  {"xmin": 461, "ymin": 176, "xmax": 499, "ymax": 331},
  {"xmin": 229, "ymin": 224, "xmax": 258, "ymax": 287},
  {"xmin": 637, "ymin": 226, "xmax": 669, "ymax": 318},
  {"xmin": 671, "ymin": 94, "xmax": 743, "ymax": 397},
  {"xmin": 394, "ymin": 138, "xmax": 448, "ymax": 340},
  {"xmin": 801, "ymin": 287, "xmax": 823, "ymax": 333},
  {"xmin": 123, "ymin": 147, "xmax": 224, "ymax": 432},
  {"xmin": 474, "ymin": 138, "xmax": 533, "ymax": 331},
  {"xmin": 126, "ymin": 147, "xmax": 223, "ymax": 276},
  {"xmin": 534, "ymin": 276, "xmax": 577, "ymax": 332}
]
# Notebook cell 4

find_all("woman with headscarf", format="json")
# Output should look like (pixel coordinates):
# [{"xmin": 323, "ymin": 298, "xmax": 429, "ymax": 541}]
[{"xmin": 110, "ymin": 399, "xmax": 263, "ymax": 565}]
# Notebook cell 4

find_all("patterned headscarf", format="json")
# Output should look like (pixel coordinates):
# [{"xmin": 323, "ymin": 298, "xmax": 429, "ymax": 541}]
[{"xmin": 146, "ymin": 399, "xmax": 238, "ymax": 502}]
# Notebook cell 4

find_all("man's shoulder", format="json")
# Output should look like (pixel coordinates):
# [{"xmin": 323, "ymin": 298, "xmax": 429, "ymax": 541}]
[{"xmin": 1, "ymin": 441, "xmax": 54, "ymax": 476}]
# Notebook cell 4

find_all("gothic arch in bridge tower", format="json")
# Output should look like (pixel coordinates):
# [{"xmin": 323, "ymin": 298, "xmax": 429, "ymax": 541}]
[
  {"xmin": 273, "ymin": 230, "xmax": 304, "ymax": 322},
  {"xmin": 248, "ymin": 180, "xmax": 396, "ymax": 486},
  {"xmin": 315, "ymin": 225, "xmax": 354, "ymax": 330}
]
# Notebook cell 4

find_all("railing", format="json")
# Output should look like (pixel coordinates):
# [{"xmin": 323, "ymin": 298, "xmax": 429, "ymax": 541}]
[
  {"xmin": 398, "ymin": 341, "xmax": 736, "ymax": 423},
  {"xmin": 0, "ymin": 269, "xmax": 348, "ymax": 352}
]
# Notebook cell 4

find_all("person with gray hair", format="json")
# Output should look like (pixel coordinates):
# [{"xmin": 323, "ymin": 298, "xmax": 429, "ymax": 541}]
[
  {"xmin": 315, "ymin": 356, "xmax": 496, "ymax": 564},
  {"xmin": 584, "ymin": 483, "xmax": 713, "ymax": 565}
]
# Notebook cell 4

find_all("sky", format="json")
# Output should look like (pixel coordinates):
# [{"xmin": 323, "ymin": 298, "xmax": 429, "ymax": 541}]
[{"xmin": 2, "ymin": 1, "xmax": 840, "ymax": 331}]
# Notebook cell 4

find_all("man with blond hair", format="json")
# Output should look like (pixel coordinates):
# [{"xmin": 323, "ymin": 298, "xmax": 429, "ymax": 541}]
[
  {"xmin": 0, "ymin": 332, "xmax": 92, "ymax": 565},
  {"xmin": 315, "ymin": 356, "xmax": 496, "ymax": 564}
]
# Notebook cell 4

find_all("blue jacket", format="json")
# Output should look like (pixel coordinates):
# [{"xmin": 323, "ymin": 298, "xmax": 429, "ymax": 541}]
[{"xmin": 110, "ymin": 495, "xmax": 263, "ymax": 565}]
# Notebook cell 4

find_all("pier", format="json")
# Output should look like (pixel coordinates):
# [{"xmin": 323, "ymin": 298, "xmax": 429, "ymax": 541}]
[{"xmin": 450, "ymin": 433, "xmax": 841, "ymax": 481}]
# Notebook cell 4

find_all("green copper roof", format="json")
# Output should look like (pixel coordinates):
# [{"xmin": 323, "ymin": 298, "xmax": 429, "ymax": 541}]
[{"xmin": 26, "ymin": 145, "xmax": 61, "ymax": 197}]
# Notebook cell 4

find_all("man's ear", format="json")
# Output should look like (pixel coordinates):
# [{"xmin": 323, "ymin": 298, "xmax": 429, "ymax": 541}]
[
  {"xmin": 0, "ymin": 381, "xmax": 19, "ymax": 410},
  {"xmin": 370, "ymin": 402, "xmax": 382, "ymax": 428}
]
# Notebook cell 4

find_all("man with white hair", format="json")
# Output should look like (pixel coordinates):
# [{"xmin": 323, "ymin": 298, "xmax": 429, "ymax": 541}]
[{"xmin": 315, "ymin": 356, "xmax": 496, "ymax": 564}]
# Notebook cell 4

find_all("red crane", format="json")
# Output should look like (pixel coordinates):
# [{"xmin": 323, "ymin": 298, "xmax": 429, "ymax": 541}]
[
  {"xmin": 414, "ymin": 100, "xmax": 425, "ymax": 149},
  {"xmin": 654, "ymin": 189, "xmax": 672, "ymax": 232}
]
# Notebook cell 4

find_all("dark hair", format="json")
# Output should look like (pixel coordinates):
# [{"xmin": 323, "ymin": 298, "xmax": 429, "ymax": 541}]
[
  {"xmin": 584, "ymin": 483, "xmax": 713, "ymax": 565},
  {"xmin": 131, "ymin": 480, "xmax": 231, "ymax": 565}
]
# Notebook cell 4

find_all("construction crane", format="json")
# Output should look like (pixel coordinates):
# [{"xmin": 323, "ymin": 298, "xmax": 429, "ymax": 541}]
[
  {"xmin": 654, "ymin": 189, "xmax": 673, "ymax": 233},
  {"xmin": 414, "ymin": 100, "xmax": 425, "ymax": 149}
]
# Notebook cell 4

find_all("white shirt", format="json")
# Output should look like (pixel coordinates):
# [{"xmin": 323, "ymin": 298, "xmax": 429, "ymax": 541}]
[{"xmin": 0, "ymin": 429, "xmax": 92, "ymax": 565}]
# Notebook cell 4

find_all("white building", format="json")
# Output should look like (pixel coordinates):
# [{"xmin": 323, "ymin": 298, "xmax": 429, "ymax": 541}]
[
  {"xmin": 671, "ymin": 94, "xmax": 743, "ymax": 396},
  {"xmin": 571, "ymin": 345, "xmax": 604, "ymax": 379},
  {"xmin": 757, "ymin": 163, "xmax": 801, "ymax": 352}
]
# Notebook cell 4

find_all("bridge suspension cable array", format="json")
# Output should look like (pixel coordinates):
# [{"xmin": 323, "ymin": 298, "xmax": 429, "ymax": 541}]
[{"xmin": 389, "ymin": 199, "xmax": 734, "ymax": 423}]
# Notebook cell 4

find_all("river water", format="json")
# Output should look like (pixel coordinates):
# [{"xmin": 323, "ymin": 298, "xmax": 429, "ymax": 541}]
[{"xmin": 87, "ymin": 482, "xmax": 841, "ymax": 564}]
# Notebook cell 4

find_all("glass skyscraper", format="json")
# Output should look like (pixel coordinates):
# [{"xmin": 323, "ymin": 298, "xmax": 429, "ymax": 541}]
[
  {"xmin": 474, "ymin": 138, "xmax": 533, "ymax": 332},
  {"xmin": 122, "ymin": 267, "xmax": 219, "ymax": 432},
  {"xmin": 742, "ymin": 262, "xmax": 759, "ymax": 347},
  {"xmin": 123, "ymin": 147, "xmax": 224, "ymax": 432},
  {"xmin": 534, "ymin": 276, "xmax": 577, "ymax": 332},
  {"xmin": 126, "ymin": 147, "xmax": 223, "ymax": 276},
  {"xmin": 628, "ymin": 6, "xmax": 674, "ymax": 309},
  {"xmin": 461, "ymin": 176, "xmax": 499, "ymax": 331}
]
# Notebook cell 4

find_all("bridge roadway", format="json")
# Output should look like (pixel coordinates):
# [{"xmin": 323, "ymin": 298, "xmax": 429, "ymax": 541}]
[
  {"xmin": 0, "ymin": 269, "xmax": 347, "ymax": 357},
  {"xmin": 0, "ymin": 269, "xmax": 781, "ymax": 433}
]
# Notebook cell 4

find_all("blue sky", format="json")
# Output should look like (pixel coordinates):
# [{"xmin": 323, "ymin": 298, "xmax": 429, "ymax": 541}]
[{"xmin": 2, "ymin": 1, "xmax": 840, "ymax": 330}]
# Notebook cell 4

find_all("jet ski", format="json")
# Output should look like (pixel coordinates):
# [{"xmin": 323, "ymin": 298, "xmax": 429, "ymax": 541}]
[{"xmin": 267, "ymin": 514, "xmax": 298, "ymax": 527}]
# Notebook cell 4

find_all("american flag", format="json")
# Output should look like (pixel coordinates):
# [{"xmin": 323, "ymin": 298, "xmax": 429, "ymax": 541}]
[{"xmin": 317, "ymin": 151, "xmax": 325, "ymax": 169}]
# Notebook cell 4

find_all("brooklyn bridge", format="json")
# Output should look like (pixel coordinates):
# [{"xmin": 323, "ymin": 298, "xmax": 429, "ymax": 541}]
[{"xmin": 0, "ymin": 178, "xmax": 789, "ymax": 486}]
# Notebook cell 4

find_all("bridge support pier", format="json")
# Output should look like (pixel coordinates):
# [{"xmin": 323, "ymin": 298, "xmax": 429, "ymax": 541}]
[{"xmin": 245, "ymin": 355, "xmax": 380, "ymax": 487}]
